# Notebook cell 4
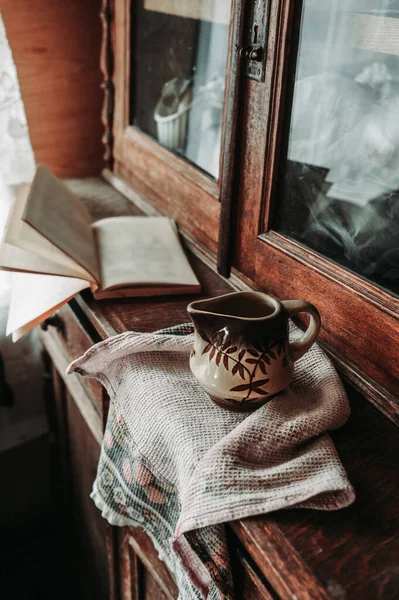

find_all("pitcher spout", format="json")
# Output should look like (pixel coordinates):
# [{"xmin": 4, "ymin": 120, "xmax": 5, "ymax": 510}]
[{"xmin": 187, "ymin": 291, "xmax": 281, "ymax": 322}]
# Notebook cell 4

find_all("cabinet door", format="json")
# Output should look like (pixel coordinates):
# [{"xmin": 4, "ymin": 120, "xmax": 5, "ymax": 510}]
[
  {"xmin": 118, "ymin": 528, "xmax": 178, "ymax": 600},
  {"xmin": 106, "ymin": 0, "xmax": 245, "ymax": 255},
  {"xmin": 49, "ymin": 364, "xmax": 115, "ymax": 600},
  {"xmin": 231, "ymin": 0, "xmax": 399, "ymax": 421},
  {"xmin": 65, "ymin": 388, "xmax": 115, "ymax": 600},
  {"xmin": 117, "ymin": 524, "xmax": 278, "ymax": 600}
]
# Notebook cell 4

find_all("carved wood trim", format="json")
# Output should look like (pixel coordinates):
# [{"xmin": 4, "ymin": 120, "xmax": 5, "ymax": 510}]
[
  {"xmin": 100, "ymin": 0, "xmax": 115, "ymax": 169},
  {"xmin": 40, "ymin": 328, "xmax": 103, "ymax": 445}
]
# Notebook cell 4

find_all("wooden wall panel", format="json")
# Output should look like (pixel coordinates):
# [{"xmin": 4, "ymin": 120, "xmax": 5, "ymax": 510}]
[{"xmin": 2, "ymin": 0, "xmax": 104, "ymax": 178}]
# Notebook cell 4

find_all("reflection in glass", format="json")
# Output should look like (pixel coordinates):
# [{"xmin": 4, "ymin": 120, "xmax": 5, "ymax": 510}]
[
  {"xmin": 130, "ymin": 1, "xmax": 231, "ymax": 180},
  {"xmin": 275, "ymin": 2, "xmax": 399, "ymax": 295}
]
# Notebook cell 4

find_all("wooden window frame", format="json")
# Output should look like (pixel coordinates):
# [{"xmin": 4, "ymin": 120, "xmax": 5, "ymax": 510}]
[
  {"xmin": 231, "ymin": 0, "xmax": 399, "ymax": 422},
  {"xmin": 107, "ymin": 0, "xmax": 245, "ymax": 256}
]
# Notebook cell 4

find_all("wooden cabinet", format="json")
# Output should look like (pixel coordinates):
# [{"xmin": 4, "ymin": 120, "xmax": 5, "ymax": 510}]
[
  {"xmin": 46, "ymin": 364, "xmax": 113, "ymax": 600},
  {"xmin": 42, "ymin": 275, "xmax": 291, "ymax": 600},
  {"xmin": 40, "ymin": 178, "xmax": 399, "ymax": 599},
  {"xmin": 39, "ymin": 0, "xmax": 399, "ymax": 598},
  {"xmin": 42, "ymin": 303, "xmax": 180, "ymax": 600},
  {"xmin": 41, "ymin": 302, "xmax": 277, "ymax": 600}
]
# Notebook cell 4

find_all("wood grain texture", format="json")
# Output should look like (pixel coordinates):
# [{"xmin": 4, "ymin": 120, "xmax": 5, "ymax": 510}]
[
  {"xmin": 2, "ymin": 0, "xmax": 104, "ymax": 177},
  {"xmin": 143, "ymin": 571, "xmax": 169, "ymax": 600},
  {"xmin": 217, "ymin": 0, "xmax": 246, "ymax": 277},
  {"xmin": 65, "ymin": 389, "xmax": 113, "ymax": 600},
  {"xmin": 67, "ymin": 175, "xmax": 399, "ymax": 423},
  {"xmin": 42, "ymin": 303, "xmax": 104, "ymax": 415},
  {"xmin": 40, "ymin": 327, "xmax": 103, "ymax": 445},
  {"xmin": 71, "ymin": 255, "xmax": 399, "ymax": 599},
  {"xmin": 40, "ymin": 177, "xmax": 399, "ymax": 599},
  {"xmin": 117, "ymin": 519, "xmax": 179, "ymax": 600},
  {"xmin": 239, "ymin": 561, "xmax": 276, "ymax": 600},
  {"xmin": 231, "ymin": 520, "xmax": 330, "ymax": 600},
  {"xmin": 228, "ymin": 537, "xmax": 278, "ymax": 599},
  {"xmin": 127, "ymin": 528, "xmax": 178, "ymax": 599},
  {"xmin": 269, "ymin": 390, "xmax": 399, "ymax": 600},
  {"xmin": 118, "ymin": 528, "xmax": 140, "ymax": 600},
  {"xmin": 249, "ymin": 235, "xmax": 399, "ymax": 422},
  {"xmin": 114, "ymin": 141, "xmax": 221, "ymax": 255},
  {"xmin": 233, "ymin": 0, "xmax": 293, "ymax": 279},
  {"xmin": 321, "ymin": 339, "xmax": 399, "ymax": 427},
  {"xmin": 100, "ymin": 0, "xmax": 115, "ymax": 169}
]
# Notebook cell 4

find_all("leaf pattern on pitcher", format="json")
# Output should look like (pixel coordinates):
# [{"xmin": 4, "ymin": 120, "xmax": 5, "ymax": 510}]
[
  {"xmin": 201, "ymin": 333, "xmax": 250, "ymax": 381},
  {"xmin": 198, "ymin": 329, "xmax": 287, "ymax": 403},
  {"xmin": 230, "ymin": 378, "xmax": 270, "ymax": 395}
]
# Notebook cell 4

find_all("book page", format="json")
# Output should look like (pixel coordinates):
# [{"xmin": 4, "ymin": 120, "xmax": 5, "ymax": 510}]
[
  {"xmin": 92, "ymin": 216, "xmax": 200, "ymax": 291},
  {"xmin": 7, "ymin": 272, "xmax": 92, "ymax": 340},
  {"xmin": 0, "ymin": 241, "xmax": 92, "ymax": 279},
  {"xmin": 22, "ymin": 166, "xmax": 100, "ymax": 282},
  {"xmin": 2, "ymin": 184, "xmax": 95, "ymax": 282}
]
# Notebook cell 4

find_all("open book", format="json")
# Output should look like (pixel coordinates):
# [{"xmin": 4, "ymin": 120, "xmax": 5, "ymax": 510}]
[{"xmin": 1, "ymin": 166, "xmax": 201, "ymax": 341}]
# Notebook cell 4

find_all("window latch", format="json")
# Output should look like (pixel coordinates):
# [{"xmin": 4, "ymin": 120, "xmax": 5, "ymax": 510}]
[{"xmin": 240, "ymin": 0, "xmax": 269, "ymax": 82}]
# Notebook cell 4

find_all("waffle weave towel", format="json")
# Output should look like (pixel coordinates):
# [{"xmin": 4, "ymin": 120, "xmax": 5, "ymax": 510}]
[{"xmin": 67, "ymin": 323, "xmax": 355, "ymax": 600}]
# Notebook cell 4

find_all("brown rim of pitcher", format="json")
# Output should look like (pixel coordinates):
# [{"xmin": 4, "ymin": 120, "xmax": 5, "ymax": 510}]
[{"xmin": 187, "ymin": 291, "xmax": 281, "ymax": 321}]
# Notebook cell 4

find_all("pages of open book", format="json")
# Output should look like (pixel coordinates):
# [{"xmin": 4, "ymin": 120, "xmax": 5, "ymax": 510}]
[
  {"xmin": 92, "ymin": 216, "xmax": 200, "ymax": 291},
  {"xmin": 0, "ymin": 241, "xmax": 85, "ymax": 278},
  {"xmin": 1, "ymin": 184, "xmax": 96, "ymax": 281},
  {"xmin": 22, "ymin": 166, "xmax": 100, "ymax": 283},
  {"xmin": 7, "ymin": 272, "xmax": 93, "ymax": 341}
]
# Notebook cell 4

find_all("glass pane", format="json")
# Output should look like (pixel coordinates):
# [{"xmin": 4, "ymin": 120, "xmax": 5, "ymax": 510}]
[
  {"xmin": 275, "ymin": 2, "xmax": 399, "ymax": 295},
  {"xmin": 130, "ymin": 0, "xmax": 232, "ymax": 180}
]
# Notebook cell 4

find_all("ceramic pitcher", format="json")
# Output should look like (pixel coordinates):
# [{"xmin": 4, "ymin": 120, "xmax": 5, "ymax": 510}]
[{"xmin": 188, "ymin": 291, "xmax": 321, "ymax": 412}]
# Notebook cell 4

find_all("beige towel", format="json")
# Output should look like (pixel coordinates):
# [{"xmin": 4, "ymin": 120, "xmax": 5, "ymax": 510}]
[{"xmin": 67, "ymin": 323, "xmax": 355, "ymax": 600}]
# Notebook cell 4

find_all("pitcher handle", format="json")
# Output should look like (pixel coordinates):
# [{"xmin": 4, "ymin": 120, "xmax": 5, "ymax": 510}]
[{"xmin": 281, "ymin": 300, "xmax": 321, "ymax": 362}]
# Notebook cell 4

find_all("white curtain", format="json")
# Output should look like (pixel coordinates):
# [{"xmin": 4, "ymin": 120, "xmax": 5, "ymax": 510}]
[{"xmin": 0, "ymin": 13, "xmax": 46, "ymax": 449}]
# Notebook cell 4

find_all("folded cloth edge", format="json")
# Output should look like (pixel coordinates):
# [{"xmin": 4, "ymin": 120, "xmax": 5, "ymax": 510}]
[{"xmin": 66, "ymin": 327, "xmax": 356, "ymax": 540}]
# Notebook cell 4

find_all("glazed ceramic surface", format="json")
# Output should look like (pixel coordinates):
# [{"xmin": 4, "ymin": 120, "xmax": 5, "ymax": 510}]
[{"xmin": 188, "ymin": 292, "xmax": 321, "ymax": 412}]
